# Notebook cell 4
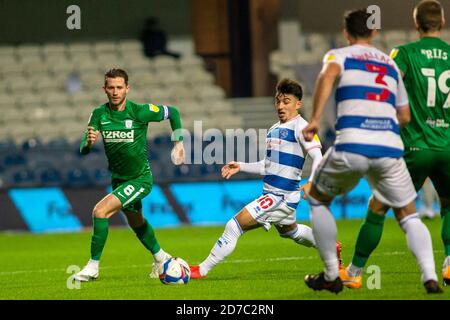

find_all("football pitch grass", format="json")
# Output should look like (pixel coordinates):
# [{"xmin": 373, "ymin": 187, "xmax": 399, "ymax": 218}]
[{"xmin": 0, "ymin": 218, "xmax": 449, "ymax": 300}]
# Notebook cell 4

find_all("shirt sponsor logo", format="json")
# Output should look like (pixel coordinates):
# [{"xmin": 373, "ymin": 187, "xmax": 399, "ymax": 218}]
[{"xmin": 101, "ymin": 130, "xmax": 134, "ymax": 142}]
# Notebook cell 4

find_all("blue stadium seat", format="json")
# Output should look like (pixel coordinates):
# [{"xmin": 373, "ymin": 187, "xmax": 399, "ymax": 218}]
[
  {"xmin": 3, "ymin": 153, "xmax": 26, "ymax": 167},
  {"xmin": 66, "ymin": 168, "xmax": 91, "ymax": 187},
  {"xmin": 174, "ymin": 164, "xmax": 191, "ymax": 178},
  {"xmin": 40, "ymin": 168, "xmax": 63, "ymax": 186},
  {"xmin": 0, "ymin": 139, "xmax": 17, "ymax": 154},
  {"xmin": 92, "ymin": 168, "xmax": 110, "ymax": 186},
  {"xmin": 46, "ymin": 138, "xmax": 71, "ymax": 152},
  {"xmin": 200, "ymin": 163, "xmax": 221, "ymax": 176},
  {"xmin": 21, "ymin": 138, "xmax": 44, "ymax": 153},
  {"xmin": 152, "ymin": 135, "xmax": 172, "ymax": 146},
  {"xmin": 12, "ymin": 169, "xmax": 36, "ymax": 186}
]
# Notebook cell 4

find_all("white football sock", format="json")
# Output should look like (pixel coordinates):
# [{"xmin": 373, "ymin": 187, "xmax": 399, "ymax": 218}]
[
  {"xmin": 199, "ymin": 217, "xmax": 243, "ymax": 276},
  {"xmin": 153, "ymin": 248, "xmax": 170, "ymax": 263},
  {"xmin": 309, "ymin": 196, "xmax": 339, "ymax": 281},
  {"xmin": 87, "ymin": 259, "xmax": 99, "ymax": 269},
  {"xmin": 280, "ymin": 224, "xmax": 316, "ymax": 248},
  {"xmin": 347, "ymin": 263, "xmax": 363, "ymax": 277},
  {"xmin": 399, "ymin": 213, "xmax": 438, "ymax": 282}
]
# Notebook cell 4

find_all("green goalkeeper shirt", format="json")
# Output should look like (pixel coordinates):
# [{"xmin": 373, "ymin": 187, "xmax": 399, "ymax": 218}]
[
  {"xmin": 391, "ymin": 37, "xmax": 450, "ymax": 151},
  {"xmin": 80, "ymin": 100, "xmax": 183, "ymax": 180}
]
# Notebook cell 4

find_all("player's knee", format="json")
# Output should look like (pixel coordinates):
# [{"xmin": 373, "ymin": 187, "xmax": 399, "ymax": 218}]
[
  {"xmin": 92, "ymin": 205, "xmax": 107, "ymax": 218},
  {"xmin": 307, "ymin": 194, "xmax": 330, "ymax": 207},
  {"xmin": 368, "ymin": 197, "xmax": 389, "ymax": 214}
]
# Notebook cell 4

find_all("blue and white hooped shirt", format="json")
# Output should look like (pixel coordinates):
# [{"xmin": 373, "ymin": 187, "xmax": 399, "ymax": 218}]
[
  {"xmin": 263, "ymin": 115, "xmax": 321, "ymax": 209},
  {"xmin": 323, "ymin": 44, "xmax": 409, "ymax": 158}
]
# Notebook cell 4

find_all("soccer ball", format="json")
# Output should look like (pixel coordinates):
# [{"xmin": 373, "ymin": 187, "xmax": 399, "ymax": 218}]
[{"xmin": 159, "ymin": 257, "xmax": 190, "ymax": 285}]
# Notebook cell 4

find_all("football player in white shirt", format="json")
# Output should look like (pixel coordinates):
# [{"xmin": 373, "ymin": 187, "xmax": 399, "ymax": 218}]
[
  {"xmin": 302, "ymin": 8, "xmax": 442, "ymax": 294},
  {"xmin": 189, "ymin": 79, "xmax": 342, "ymax": 279}
]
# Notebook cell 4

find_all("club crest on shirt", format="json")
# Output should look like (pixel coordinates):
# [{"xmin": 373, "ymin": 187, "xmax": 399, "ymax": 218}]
[
  {"xmin": 279, "ymin": 128, "xmax": 288, "ymax": 139},
  {"xmin": 125, "ymin": 120, "xmax": 133, "ymax": 129}
]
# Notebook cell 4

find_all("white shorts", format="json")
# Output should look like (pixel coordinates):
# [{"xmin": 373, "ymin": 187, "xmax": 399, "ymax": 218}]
[
  {"xmin": 313, "ymin": 148, "xmax": 417, "ymax": 208},
  {"xmin": 245, "ymin": 193, "xmax": 296, "ymax": 231}
]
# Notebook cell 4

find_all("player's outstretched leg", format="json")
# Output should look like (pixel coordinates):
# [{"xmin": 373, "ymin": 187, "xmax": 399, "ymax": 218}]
[
  {"xmin": 132, "ymin": 219, "xmax": 171, "ymax": 278},
  {"xmin": 74, "ymin": 216, "xmax": 109, "ymax": 281},
  {"xmin": 398, "ymin": 212, "xmax": 442, "ymax": 293},
  {"xmin": 190, "ymin": 217, "xmax": 244, "ymax": 279},
  {"xmin": 124, "ymin": 210, "xmax": 172, "ymax": 278},
  {"xmin": 340, "ymin": 206, "xmax": 386, "ymax": 289},
  {"xmin": 304, "ymin": 195, "xmax": 343, "ymax": 293},
  {"xmin": 74, "ymin": 194, "xmax": 123, "ymax": 282}
]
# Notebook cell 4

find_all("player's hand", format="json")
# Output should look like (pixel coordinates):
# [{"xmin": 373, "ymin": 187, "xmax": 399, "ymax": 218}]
[
  {"xmin": 298, "ymin": 181, "xmax": 312, "ymax": 199},
  {"xmin": 221, "ymin": 161, "xmax": 240, "ymax": 179},
  {"xmin": 302, "ymin": 120, "xmax": 319, "ymax": 142},
  {"xmin": 171, "ymin": 141, "xmax": 185, "ymax": 165},
  {"xmin": 86, "ymin": 126, "xmax": 99, "ymax": 147}
]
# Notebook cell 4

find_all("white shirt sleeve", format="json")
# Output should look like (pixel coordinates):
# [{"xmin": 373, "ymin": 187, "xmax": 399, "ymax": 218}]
[
  {"xmin": 323, "ymin": 49, "xmax": 344, "ymax": 76},
  {"xmin": 396, "ymin": 74, "xmax": 409, "ymax": 107},
  {"xmin": 297, "ymin": 123, "xmax": 322, "ymax": 152},
  {"xmin": 238, "ymin": 160, "xmax": 265, "ymax": 175},
  {"xmin": 306, "ymin": 147, "xmax": 323, "ymax": 182}
]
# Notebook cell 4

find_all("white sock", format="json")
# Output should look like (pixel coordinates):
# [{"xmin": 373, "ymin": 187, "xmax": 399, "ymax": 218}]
[
  {"xmin": 153, "ymin": 248, "xmax": 169, "ymax": 263},
  {"xmin": 399, "ymin": 213, "xmax": 438, "ymax": 282},
  {"xmin": 87, "ymin": 259, "xmax": 99, "ymax": 269},
  {"xmin": 347, "ymin": 263, "xmax": 363, "ymax": 277},
  {"xmin": 280, "ymin": 224, "xmax": 316, "ymax": 247},
  {"xmin": 309, "ymin": 197, "xmax": 339, "ymax": 281},
  {"xmin": 199, "ymin": 218, "xmax": 243, "ymax": 276}
]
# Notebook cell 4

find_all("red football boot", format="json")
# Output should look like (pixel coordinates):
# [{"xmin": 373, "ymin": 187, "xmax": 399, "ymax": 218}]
[{"xmin": 189, "ymin": 265, "xmax": 206, "ymax": 279}]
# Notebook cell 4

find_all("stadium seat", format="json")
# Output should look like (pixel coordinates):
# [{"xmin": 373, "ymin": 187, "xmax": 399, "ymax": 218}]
[
  {"xmin": 7, "ymin": 76, "xmax": 28, "ymax": 93},
  {"xmin": 0, "ymin": 139, "xmax": 17, "ymax": 154},
  {"xmin": 195, "ymin": 85, "xmax": 226, "ymax": 101},
  {"xmin": 0, "ymin": 63, "xmax": 23, "ymax": 78},
  {"xmin": 68, "ymin": 42, "xmax": 92, "ymax": 56},
  {"xmin": 92, "ymin": 168, "xmax": 110, "ymax": 186},
  {"xmin": 40, "ymin": 168, "xmax": 64, "ymax": 186},
  {"xmin": 12, "ymin": 169, "xmax": 36, "ymax": 187},
  {"xmin": 153, "ymin": 55, "xmax": 177, "ymax": 70},
  {"xmin": 21, "ymin": 138, "xmax": 44, "ymax": 152},
  {"xmin": 117, "ymin": 39, "xmax": 142, "ymax": 51},
  {"xmin": 92, "ymin": 41, "xmax": 118, "ymax": 54},
  {"xmin": 65, "ymin": 168, "xmax": 91, "ymax": 187},
  {"xmin": 42, "ymin": 43, "xmax": 68, "ymax": 56},
  {"xmin": 16, "ymin": 43, "xmax": 41, "ymax": 55},
  {"xmin": 46, "ymin": 138, "xmax": 71, "ymax": 152},
  {"xmin": 0, "ymin": 94, "xmax": 17, "ymax": 109},
  {"xmin": 3, "ymin": 152, "xmax": 26, "ymax": 167}
]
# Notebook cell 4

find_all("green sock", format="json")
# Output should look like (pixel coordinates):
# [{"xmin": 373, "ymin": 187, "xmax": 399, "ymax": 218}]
[
  {"xmin": 90, "ymin": 217, "xmax": 109, "ymax": 261},
  {"xmin": 441, "ymin": 207, "xmax": 450, "ymax": 256},
  {"xmin": 352, "ymin": 210, "xmax": 385, "ymax": 268},
  {"xmin": 132, "ymin": 219, "xmax": 161, "ymax": 254}
]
